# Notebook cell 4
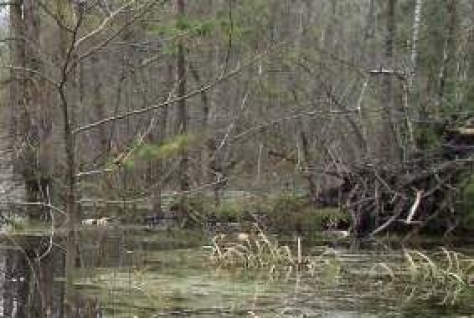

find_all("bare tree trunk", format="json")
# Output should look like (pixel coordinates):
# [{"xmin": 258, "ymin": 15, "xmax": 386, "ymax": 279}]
[
  {"xmin": 55, "ymin": 0, "xmax": 79, "ymax": 315},
  {"xmin": 176, "ymin": 0, "xmax": 189, "ymax": 196},
  {"xmin": 385, "ymin": 0, "xmax": 396, "ymax": 119},
  {"xmin": 189, "ymin": 62, "xmax": 210, "ymax": 185},
  {"xmin": 24, "ymin": 0, "xmax": 53, "ymax": 218},
  {"xmin": 8, "ymin": 0, "xmax": 25, "ymax": 180},
  {"xmin": 364, "ymin": 0, "xmax": 376, "ymax": 40},
  {"xmin": 299, "ymin": 131, "xmax": 318, "ymax": 205},
  {"xmin": 410, "ymin": 0, "xmax": 423, "ymax": 88},
  {"xmin": 437, "ymin": 0, "xmax": 458, "ymax": 109},
  {"xmin": 377, "ymin": 0, "xmax": 401, "ymax": 163},
  {"xmin": 9, "ymin": 0, "xmax": 37, "ymax": 210},
  {"xmin": 8, "ymin": 0, "xmax": 50, "ymax": 217},
  {"xmin": 91, "ymin": 56, "xmax": 108, "ymax": 160},
  {"xmin": 150, "ymin": 63, "xmax": 172, "ymax": 216}
]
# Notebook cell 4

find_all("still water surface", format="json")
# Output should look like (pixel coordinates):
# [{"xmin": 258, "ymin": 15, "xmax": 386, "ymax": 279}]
[
  {"xmin": 1, "ymin": 228, "xmax": 473, "ymax": 317},
  {"xmin": 76, "ymin": 229, "xmax": 474, "ymax": 317}
]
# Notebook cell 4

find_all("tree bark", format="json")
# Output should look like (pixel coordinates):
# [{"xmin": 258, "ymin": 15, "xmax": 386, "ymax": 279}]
[
  {"xmin": 24, "ymin": 0, "xmax": 53, "ymax": 217},
  {"xmin": 300, "ymin": 131, "xmax": 318, "ymax": 205},
  {"xmin": 437, "ymin": 0, "xmax": 458, "ymax": 108},
  {"xmin": 176, "ymin": 0, "xmax": 189, "ymax": 195},
  {"xmin": 377, "ymin": 0, "xmax": 401, "ymax": 163},
  {"xmin": 8, "ymin": 0, "xmax": 25, "ymax": 166},
  {"xmin": 91, "ymin": 55, "xmax": 108, "ymax": 160},
  {"xmin": 150, "ymin": 63, "xmax": 172, "ymax": 216},
  {"xmin": 55, "ymin": 0, "xmax": 79, "ymax": 315},
  {"xmin": 410, "ymin": 0, "xmax": 423, "ymax": 88}
]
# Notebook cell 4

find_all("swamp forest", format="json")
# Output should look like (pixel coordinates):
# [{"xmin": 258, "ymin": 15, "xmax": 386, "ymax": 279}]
[{"xmin": 0, "ymin": 0, "xmax": 474, "ymax": 317}]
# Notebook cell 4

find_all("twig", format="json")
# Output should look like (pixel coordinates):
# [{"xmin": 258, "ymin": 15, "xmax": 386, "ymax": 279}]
[{"xmin": 405, "ymin": 189, "xmax": 423, "ymax": 224}]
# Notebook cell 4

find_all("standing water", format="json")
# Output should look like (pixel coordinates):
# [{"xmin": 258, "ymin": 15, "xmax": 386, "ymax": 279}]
[{"xmin": 0, "ymin": 228, "xmax": 473, "ymax": 317}]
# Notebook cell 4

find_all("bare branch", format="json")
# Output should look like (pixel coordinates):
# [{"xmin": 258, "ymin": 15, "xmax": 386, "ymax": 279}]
[
  {"xmin": 73, "ymin": 1, "xmax": 133, "ymax": 48},
  {"xmin": 73, "ymin": 46, "xmax": 281, "ymax": 134}
]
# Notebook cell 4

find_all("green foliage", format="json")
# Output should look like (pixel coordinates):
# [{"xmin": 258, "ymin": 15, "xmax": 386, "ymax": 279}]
[
  {"xmin": 149, "ymin": 17, "xmax": 230, "ymax": 39},
  {"xmin": 162, "ymin": 193, "xmax": 347, "ymax": 233},
  {"xmin": 138, "ymin": 134, "xmax": 194, "ymax": 162},
  {"xmin": 177, "ymin": 17, "xmax": 221, "ymax": 36},
  {"xmin": 107, "ymin": 134, "xmax": 194, "ymax": 171},
  {"xmin": 414, "ymin": 124, "xmax": 444, "ymax": 150},
  {"xmin": 457, "ymin": 177, "xmax": 474, "ymax": 231},
  {"xmin": 216, "ymin": 202, "xmax": 243, "ymax": 223},
  {"xmin": 254, "ymin": 194, "xmax": 348, "ymax": 233}
]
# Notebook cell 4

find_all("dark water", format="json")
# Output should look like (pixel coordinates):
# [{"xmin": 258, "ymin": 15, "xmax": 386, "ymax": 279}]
[{"xmin": 1, "ymin": 228, "xmax": 473, "ymax": 317}]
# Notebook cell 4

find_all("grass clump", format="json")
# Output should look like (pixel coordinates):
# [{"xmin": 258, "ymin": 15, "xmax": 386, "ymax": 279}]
[
  {"xmin": 209, "ymin": 223, "xmax": 344, "ymax": 282},
  {"xmin": 402, "ymin": 248, "xmax": 474, "ymax": 305},
  {"xmin": 209, "ymin": 224, "xmax": 294, "ymax": 268}
]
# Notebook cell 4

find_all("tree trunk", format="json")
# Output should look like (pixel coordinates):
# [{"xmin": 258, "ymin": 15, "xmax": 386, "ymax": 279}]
[
  {"xmin": 91, "ymin": 56, "xmax": 108, "ymax": 161},
  {"xmin": 6, "ymin": 0, "xmax": 27, "ymax": 204},
  {"xmin": 176, "ymin": 0, "xmax": 189, "ymax": 197},
  {"xmin": 410, "ymin": 0, "xmax": 423, "ymax": 88},
  {"xmin": 437, "ymin": 0, "xmax": 458, "ymax": 108},
  {"xmin": 189, "ymin": 62, "xmax": 210, "ymax": 185},
  {"xmin": 377, "ymin": 0, "xmax": 401, "ymax": 163},
  {"xmin": 55, "ymin": 0, "xmax": 79, "ymax": 315},
  {"xmin": 150, "ymin": 63, "xmax": 172, "ymax": 216},
  {"xmin": 299, "ymin": 131, "xmax": 318, "ymax": 205},
  {"xmin": 24, "ymin": 0, "xmax": 53, "ymax": 218}
]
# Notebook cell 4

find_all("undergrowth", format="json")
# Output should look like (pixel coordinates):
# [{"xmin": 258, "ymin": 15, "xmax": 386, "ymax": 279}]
[
  {"xmin": 209, "ymin": 223, "xmax": 342, "ymax": 278},
  {"xmin": 402, "ymin": 248, "xmax": 474, "ymax": 305}
]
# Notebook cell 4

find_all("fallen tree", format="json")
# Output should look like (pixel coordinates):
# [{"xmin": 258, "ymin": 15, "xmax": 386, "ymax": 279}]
[
  {"xmin": 312, "ymin": 124, "xmax": 474, "ymax": 240},
  {"xmin": 336, "ymin": 156, "xmax": 473, "ymax": 239}
]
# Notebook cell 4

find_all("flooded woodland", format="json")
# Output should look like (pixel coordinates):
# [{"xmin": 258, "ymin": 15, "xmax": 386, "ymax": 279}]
[
  {"xmin": 1, "ymin": 0, "xmax": 474, "ymax": 317},
  {"xmin": 1, "ymin": 226, "xmax": 474, "ymax": 317}
]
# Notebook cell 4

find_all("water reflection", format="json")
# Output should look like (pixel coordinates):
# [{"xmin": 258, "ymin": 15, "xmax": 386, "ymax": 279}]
[
  {"xmin": 0, "ymin": 230, "xmax": 472, "ymax": 317},
  {"xmin": 0, "ymin": 235, "xmax": 102, "ymax": 318},
  {"xmin": 0, "ymin": 237, "xmax": 64, "ymax": 317},
  {"xmin": 76, "ymin": 245, "xmax": 474, "ymax": 317}
]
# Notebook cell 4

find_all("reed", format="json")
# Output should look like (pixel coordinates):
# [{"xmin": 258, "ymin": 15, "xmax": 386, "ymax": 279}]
[
  {"xmin": 209, "ymin": 224, "xmax": 343, "ymax": 280},
  {"xmin": 402, "ymin": 248, "xmax": 473, "ymax": 305},
  {"xmin": 210, "ymin": 224, "xmax": 296, "ymax": 268}
]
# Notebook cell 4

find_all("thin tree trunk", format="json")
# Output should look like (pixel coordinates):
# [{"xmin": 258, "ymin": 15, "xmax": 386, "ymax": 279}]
[
  {"xmin": 437, "ymin": 0, "xmax": 458, "ymax": 109},
  {"xmin": 379, "ymin": 0, "xmax": 401, "ymax": 163},
  {"xmin": 55, "ymin": 0, "xmax": 79, "ymax": 315},
  {"xmin": 150, "ymin": 63, "xmax": 172, "ymax": 216},
  {"xmin": 24, "ymin": 0, "xmax": 53, "ymax": 217},
  {"xmin": 300, "ymin": 131, "xmax": 318, "ymax": 205},
  {"xmin": 364, "ymin": 0, "xmax": 376, "ymax": 40},
  {"xmin": 410, "ymin": 0, "xmax": 423, "ymax": 88},
  {"xmin": 91, "ymin": 56, "xmax": 108, "ymax": 160},
  {"xmin": 176, "ymin": 0, "xmax": 189, "ymax": 195},
  {"xmin": 189, "ymin": 62, "xmax": 210, "ymax": 185},
  {"xmin": 385, "ymin": 0, "xmax": 396, "ymax": 111},
  {"xmin": 8, "ymin": 0, "xmax": 25, "ymax": 176}
]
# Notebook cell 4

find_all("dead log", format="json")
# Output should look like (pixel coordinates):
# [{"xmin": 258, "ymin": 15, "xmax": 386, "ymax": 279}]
[{"xmin": 330, "ymin": 156, "xmax": 474, "ymax": 239}]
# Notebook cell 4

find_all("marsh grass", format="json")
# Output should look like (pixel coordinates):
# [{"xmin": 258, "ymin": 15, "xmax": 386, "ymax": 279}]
[
  {"xmin": 401, "ymin": 248, "xmax": 473, "ymax": 305},
  {"xmin": 355, "ymin": 248, "xmax": 474, "ymax": 306},
  {"xmin": 211, "ymin": 227, "xmax": 474, "ymax": 308},
  {"xmin": 210, "ymin": 224, "xmax": 295, "ymax": 268},
  {"xmin": 209, "ymin": 224, "xmax": 343, "ymax": 283}
]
